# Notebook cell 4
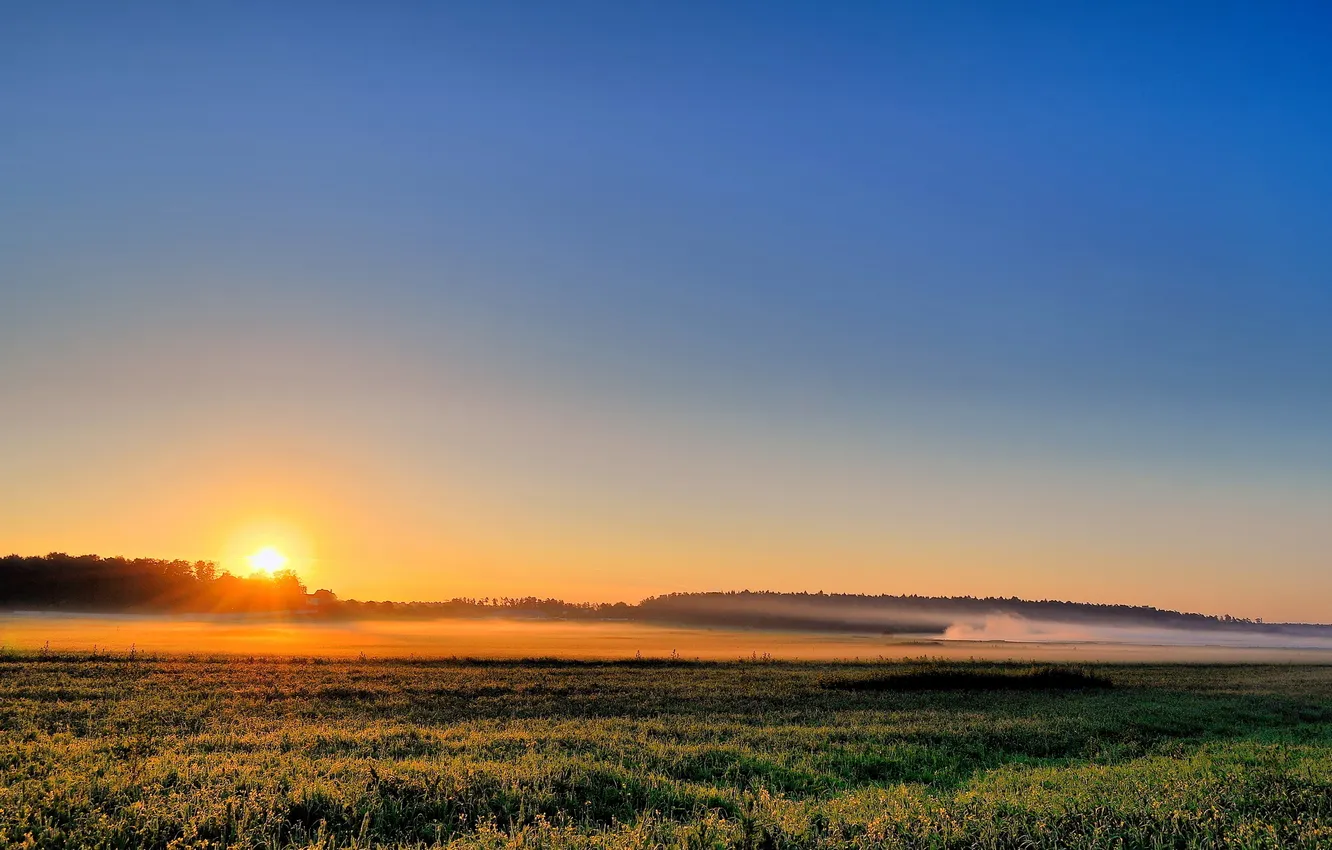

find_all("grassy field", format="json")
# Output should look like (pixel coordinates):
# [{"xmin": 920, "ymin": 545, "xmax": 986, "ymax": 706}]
[{"xmin": 2, "ymin": 655, "xmax": 1332, "ymax": 848}]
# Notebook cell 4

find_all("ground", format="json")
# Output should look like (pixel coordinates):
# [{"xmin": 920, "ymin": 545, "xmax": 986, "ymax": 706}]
[{"xmin": 2, "ymin": 654, "xmax": 1332, "ymax": 848}]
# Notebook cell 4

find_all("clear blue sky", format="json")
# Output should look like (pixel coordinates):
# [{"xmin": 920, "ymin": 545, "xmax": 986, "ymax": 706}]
[{"xmin": 3, "ymin": 2, "xmax": 1330, "ymax": 619}]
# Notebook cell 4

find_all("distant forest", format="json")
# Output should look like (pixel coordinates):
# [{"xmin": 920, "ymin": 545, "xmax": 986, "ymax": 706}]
[{"xmin": 3, "ymin": 553, "xmax": 1329, "ymax": 636}]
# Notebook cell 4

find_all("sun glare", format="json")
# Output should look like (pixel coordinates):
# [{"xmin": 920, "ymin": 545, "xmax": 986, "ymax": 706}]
[{"xmin": 246, "ymin": 546, "xmax": 289, "ymax": 575}]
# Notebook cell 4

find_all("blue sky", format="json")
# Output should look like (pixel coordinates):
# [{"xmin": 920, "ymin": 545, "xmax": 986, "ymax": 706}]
[{"xmin": 2, "ymin": 2, "xmax": 1330, "ymax": 617}]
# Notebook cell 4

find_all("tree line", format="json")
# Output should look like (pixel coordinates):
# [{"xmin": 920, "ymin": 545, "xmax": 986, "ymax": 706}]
[
  {"xmin": 634, "ymin": 590, "xmax": 1289, "ymax": 632},
  {"xmin": 0, "ymin": 553, "xmax": 308, "ymax": 613},
  {"xmin": 3, "ymin": 553, "xmax": 1326, "ymax": 635}
]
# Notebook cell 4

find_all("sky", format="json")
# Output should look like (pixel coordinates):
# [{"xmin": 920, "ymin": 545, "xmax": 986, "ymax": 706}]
[{"xmin": 2, "ymin": 2, "xmax": 1330, "ymax": 621}]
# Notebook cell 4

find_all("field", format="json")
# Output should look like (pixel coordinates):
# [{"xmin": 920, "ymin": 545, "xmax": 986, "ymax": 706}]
[{"xmin": 3, "ymin": 655, "xmax": 1332, "ymax": 848}]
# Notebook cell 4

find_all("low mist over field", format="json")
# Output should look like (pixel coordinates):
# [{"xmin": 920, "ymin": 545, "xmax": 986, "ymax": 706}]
[
  {"xmin": 8, "ymin": 612, "xmax": 1332, "ymax": 664},
  {"xmin": 942, "ymin": 615, "xmax": 1332, "ymax": 650}
]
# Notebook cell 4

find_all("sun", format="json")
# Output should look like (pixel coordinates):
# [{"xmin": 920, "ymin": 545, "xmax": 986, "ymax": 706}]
[{"xmin": 246, "ymin": 546, "xmax": 289, "ymax": 575}]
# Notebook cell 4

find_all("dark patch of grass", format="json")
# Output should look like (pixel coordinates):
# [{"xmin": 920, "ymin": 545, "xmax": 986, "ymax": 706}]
[{"xmin": 825, "ymin": 666, "xmax": 1114, "ymax": 692}]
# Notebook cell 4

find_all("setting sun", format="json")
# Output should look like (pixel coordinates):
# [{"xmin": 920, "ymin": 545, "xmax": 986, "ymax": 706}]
[{"xmin": 246, "ymin": 546, "xmax": 289, "ymax": 575}]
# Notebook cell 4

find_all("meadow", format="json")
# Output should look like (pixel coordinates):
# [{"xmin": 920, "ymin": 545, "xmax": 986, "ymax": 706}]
[{"xmin": 2, "ymin": 654, "xmax": 1332, "ymax": 849}]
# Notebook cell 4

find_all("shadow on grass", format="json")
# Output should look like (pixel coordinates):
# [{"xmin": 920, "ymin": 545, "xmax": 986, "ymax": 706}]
[{"xmin": 825, "ymin": 666, "xmax": 1114, "ymax": 692}]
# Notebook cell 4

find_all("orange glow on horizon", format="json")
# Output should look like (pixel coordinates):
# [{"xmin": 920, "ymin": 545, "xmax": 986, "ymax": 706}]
[{"xmin": 245, "ymin": 546, "xmax": 289, "ymax": 575}]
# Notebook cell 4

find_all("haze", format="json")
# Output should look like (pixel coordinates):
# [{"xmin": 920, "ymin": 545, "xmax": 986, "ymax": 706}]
[
  {"xmin": 9, "ymin": 615, "xmax": 1332, "ymax": 665},
  {"xmin": 3, "ymin": 3, "xmax": 1331, "ymax": 622}
]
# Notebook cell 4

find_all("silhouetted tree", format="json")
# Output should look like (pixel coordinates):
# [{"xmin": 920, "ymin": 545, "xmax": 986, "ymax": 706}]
[{"xmin": 0, "ymin": 553, "xmax": 310, "ymax": 613}]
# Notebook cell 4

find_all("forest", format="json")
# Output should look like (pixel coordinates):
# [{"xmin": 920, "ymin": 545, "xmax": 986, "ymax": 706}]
[{"xmin": 0, "ymin": 553, "xmax": 309, "ymax": 613}]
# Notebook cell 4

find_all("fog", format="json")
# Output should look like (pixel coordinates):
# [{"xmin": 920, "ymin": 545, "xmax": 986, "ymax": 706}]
[
  {"xmin": 5, "ymin": 612, "xmax": 1332, "ymax": 663},
  {"xmin": 943, "ymin": 614, "xmax": 1332, "ymax": 650}
]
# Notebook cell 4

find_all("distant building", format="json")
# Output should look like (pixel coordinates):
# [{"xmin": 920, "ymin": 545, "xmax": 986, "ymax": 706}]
[{"xmin": 303, "ymin": 589, "xmax": 337, "ymax": 613}]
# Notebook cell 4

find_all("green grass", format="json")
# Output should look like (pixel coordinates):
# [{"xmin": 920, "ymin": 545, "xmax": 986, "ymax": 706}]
[{"xmin": 2, "ymin": 654, "xmax": 1332, "ymax": 848}]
